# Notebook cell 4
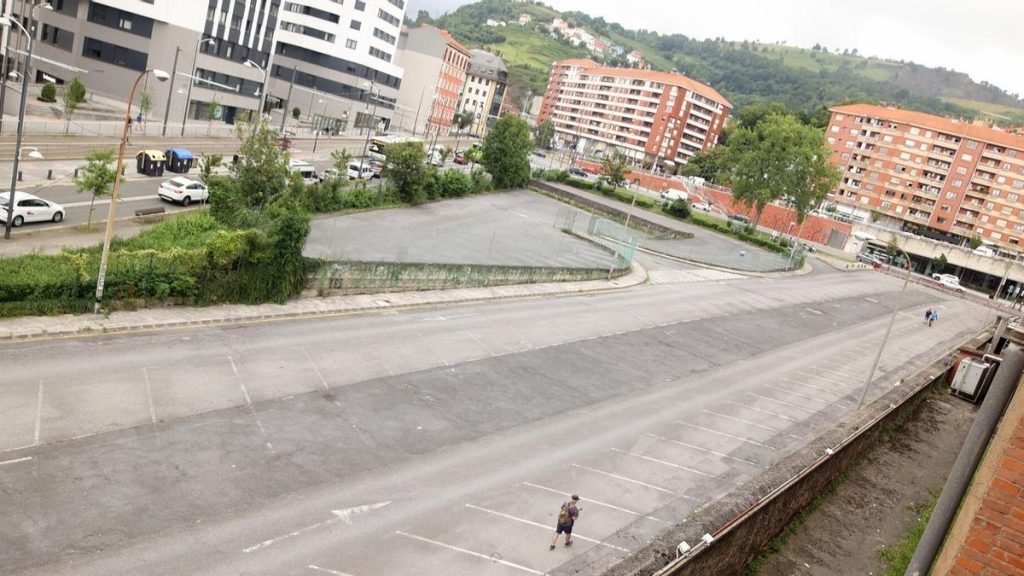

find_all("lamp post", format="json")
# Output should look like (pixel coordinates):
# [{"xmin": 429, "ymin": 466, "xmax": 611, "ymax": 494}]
[
  {"xmin": 0, "ymin": 23, "xmax": 15, "ymax": 134},
  {"xmin": 243, "ymin": 59, "xmax": 269, "ymax": 119},
  {"xmin": 160, "ymin": 46, "xmax": 180, "ymax": 136},
  {"xmin": 4, "ymin": 3, "xmax": 52, "ymax": 240},
  {"xmin": 180, "ymin": 37, "xmax": 215, "ymax": 137},
  {"xmin": 278, "ymin": 64, "xmax": 297, "ymax": 133},
  {"xmin": 358, "ymin": 80, "xmax": 379, "ymax": 174},
  {"xmin": 857, "ymin": 245, "xmax": 913, "ymax": 409},
  {"xmin": 94, "ymin": 68, "xmax": 170, "ymax": 312}
]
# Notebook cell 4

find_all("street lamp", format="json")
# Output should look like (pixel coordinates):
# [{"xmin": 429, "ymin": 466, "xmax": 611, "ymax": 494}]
[
  {"xmin": 3, "ymin": 3, "xmax": 52, "ymax": 240},
  {"xmin": 243, "ymin": 59, "xmax": 269, "ymax": 119},
  {"xmin": 180, "ymin": 37, "xmax": 216, "ymax": 137},
  {"xmin": 358, "ymin": 80, "xmax": 380, "ymax": 175},
  {"xmin": 160, "ymin": 46, "xmax": 181, "ymax": 136},
  {"xmin": 94, "ymin": 68, "xmax": 170, "ymax": 313},
  {"xmin": 857, "ymin": 244, "xmax": 913, "ymax": 409}
]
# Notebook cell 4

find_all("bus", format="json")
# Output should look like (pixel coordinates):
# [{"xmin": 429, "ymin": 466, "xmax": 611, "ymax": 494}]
[{"xmin": 367, "ymin": 135, "xmax": 423, "ymax": 163}]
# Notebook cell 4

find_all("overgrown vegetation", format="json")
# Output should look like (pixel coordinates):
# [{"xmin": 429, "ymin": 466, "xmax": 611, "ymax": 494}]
[{"xmin": 876, "ymin": 487, "xmax": 941, "ymax": 576}]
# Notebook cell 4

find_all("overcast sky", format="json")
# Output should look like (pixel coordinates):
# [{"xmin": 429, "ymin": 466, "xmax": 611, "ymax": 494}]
[{"xmin": 408, "ymin": 0, "xmax": 1024, "ymax": 99}]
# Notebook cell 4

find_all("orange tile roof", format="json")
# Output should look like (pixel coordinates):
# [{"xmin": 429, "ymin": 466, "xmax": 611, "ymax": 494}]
[
  {"xmin": 436, "ymin": 27, "xmax": 471, "ymax": 57},
  {"xmin": 552, "ymin": 59, "xmax": 731, "ymax": 108},
  {"xmin": 555, "ymin": 58, "xmax": 599, "ymax": 68},
  {"xmin": 831, "ymin": 103, "xmax": 1024, "ymax": 150}
]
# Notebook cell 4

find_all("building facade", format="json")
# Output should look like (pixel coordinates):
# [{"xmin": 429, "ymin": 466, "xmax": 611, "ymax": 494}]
[
  {"xmin": 537, "ymin": 59, "xmax": 731, "ymax": 169},
  {"xmin": 458, "ymin": 49, "xmax": 506, "ymax": 138},
  {"xmin": 17, "ymin": 0, "xmax": 405, "ymax": 132},
  {"xmin": 394, "ymin": 24, "xmax": 470, "ymax": 139},
  {"xmin": 826, "ymin": 103, "xmax": 1024, "ymax": 253}
]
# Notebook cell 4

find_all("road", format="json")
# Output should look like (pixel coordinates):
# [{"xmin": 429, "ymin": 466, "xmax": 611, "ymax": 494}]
[{"xmin": 0, "ymin": 266, "xmax": 983, "ymax": 576}]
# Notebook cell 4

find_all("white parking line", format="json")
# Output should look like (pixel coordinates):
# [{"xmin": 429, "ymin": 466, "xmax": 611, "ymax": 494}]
[
  {"xmin": 229, "ymin": 355, "xmax": 270, "ymax": 446},
  {"xmin": 703, "ymin": 409, "xmax": 781, "ymax": 431},
  {"xmin": 0, "ymin": 456, "xmax": 33, "ymax": 466},
  {"xmin": 767, "ymin": 383, "xmax": 835, "ymax": 406},
  {"xmin": 780, "ymin": 378, "xmax": 844, "ymax": 396},
  {"xmin": 521, "ymin": 482, "xmax": 672, "ymax": 524},
  {"xmin": 304, "ymin": 350, "xmax": 331, "ymax": 390},
  {"xmin": 676, "ymin": 421, "xmax": 776, "ymax": 450},
  {"xmin": 307, "ymin": 564, "xmax": 357, "ymax": 576},
  {"xmin": 610, "ymin": 448, "xmax": 714, "ymax": 478},
  {"xmin": 142, "ymin": 367, "xmax": 157, "ymax": 424},
  {"xmin": 571, "ymin": 463, "xmax": 680, "ymax": 495},
  {"xmin": 644, "ymin": 433, "xmax": 758, "ymax": 466},
  {"xmin": 34, "ymin": 383, "xmax": 43, "ymax": 446},
  {"xmin": 464, "ymin": 504, "xmax": 630, "ymax": 552},
  {"xmin": 395, "ymin": 530, "xmax": 547, "ymax": 575},
  {"xmin": 797, "ymin": 371, "xmax": 857, "ymax": 388},
  {"xmin": 745, "ymin": 393, "xmax": 817, "ymax": 413},
  {"xmin": 725, "ymin": 401, "xmax": 798, "ymax": 423},
  {"xmin": 805, "ymin": 367, "xmax": 859, "ymax": 380}
]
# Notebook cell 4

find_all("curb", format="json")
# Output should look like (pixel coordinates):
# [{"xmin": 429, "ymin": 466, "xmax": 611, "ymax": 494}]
[{"xmin": 1, "ymin": 263, "xmax": 650, "ymax": 342}]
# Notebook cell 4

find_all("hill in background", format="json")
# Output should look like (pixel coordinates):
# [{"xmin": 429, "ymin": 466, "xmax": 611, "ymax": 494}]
[{"xmin": 412, "ymin": 0, "xmax": 1024, "ymax": 123}]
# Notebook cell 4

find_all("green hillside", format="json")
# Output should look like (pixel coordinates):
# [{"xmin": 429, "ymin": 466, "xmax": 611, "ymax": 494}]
[{"xmin": 424, "ymin": 0, "xmax": 1024, "ymax": 121}]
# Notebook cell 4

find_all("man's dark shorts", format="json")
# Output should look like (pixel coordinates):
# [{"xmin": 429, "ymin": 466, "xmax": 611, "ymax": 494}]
[{"xmin": 555, "ymin": 522, "xmax": 573, "ymax": 535}]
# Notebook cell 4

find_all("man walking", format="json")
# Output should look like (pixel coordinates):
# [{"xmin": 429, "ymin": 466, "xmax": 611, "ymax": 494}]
[
  {"xmin": 550, "ymin": 495, "xmax": 581, "ymax": 550},
  {"xmin": 928, "ymin": 309, "xmax": 938, "ymax": 327},
  {"xmin": 923, "ymin": 309, "xmax": 932, "ymax": 325}
]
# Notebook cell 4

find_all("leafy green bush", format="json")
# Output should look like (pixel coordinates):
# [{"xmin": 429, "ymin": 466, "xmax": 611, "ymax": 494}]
[
  {"xmin": 39, "ymin": 82, "xmax": 56, "ymax": 103},
  {"xmin": 665, "ymin": 199, "xmax": 692, "ymax": 219}
]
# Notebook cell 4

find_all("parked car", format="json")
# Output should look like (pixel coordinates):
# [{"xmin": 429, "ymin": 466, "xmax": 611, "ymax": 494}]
[
  {"xmin": 727, "ymin": 213, "xmax": 751, "ymax": 225},
  {"xmin": 158, "ymin": 177, "xmax": 209, "ymax": 206},
  {"xmin": 532, "ymin": 149, "xmax": 547, "ymax": 158},
  {"xmin": 0, "ymin": 191, "xmax": 65, "ymax": 227},
  {"xmin": 692, "ymin": 201, "xmax": 712, "ymax": 213},
  {"xmin": 932, "ymin": 273, "xmax": 959, "ymax": 283},
  {"xmin": 938, "ymin": 276, "xmax": 965, "ymax": 293},
  {"xmin": 321, "ymin": 168, "xmax": 341, "ymax": 181},
  {"xmin": 973, "ymin": 245, "xmax": 996, "ymax": 257},
  {"xmin": 568, "ymin": 167, "xmax": 589, "ymax": 179},
  {"xmin": 347, "ymin": 162, "xmax": 375, "ymax": 180},
  {"xmin": 453, "ymin": 150, "xmax": 468, "ymax": 165}
]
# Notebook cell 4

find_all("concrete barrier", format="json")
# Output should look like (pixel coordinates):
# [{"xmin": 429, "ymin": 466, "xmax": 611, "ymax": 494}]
[{"xmin": 531, "ymin": 181, "xmax": 693, "ymax": 240}]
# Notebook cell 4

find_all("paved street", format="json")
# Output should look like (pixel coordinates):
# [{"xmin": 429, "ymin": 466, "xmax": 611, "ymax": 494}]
[{"xmin": 0, "ymin": 266, "xmax": 982, "ymax": 576}]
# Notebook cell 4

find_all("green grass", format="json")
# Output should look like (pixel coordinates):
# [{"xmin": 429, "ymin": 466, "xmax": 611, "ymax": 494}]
[
  {"xmin": 877, "ymin": 487, "xmax": 941, "ymax": 576},
  {"xmin": 755, "ymin": 43, "xmax": 897, "ymax": 82},
  {"xmin": 941, "ymin": 96, "xmax": 1024, "ymax": 121}
]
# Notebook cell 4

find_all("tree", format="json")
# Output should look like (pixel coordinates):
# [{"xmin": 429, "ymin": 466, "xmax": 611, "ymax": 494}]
[
  {"xmin": 534, "ymin": 120, "xmax": 555, "ymax": 150},
  {"xmin": 600, "ymin": 150, "xmax": 630, "ymax": 190},
  {"xmin": 719, "ymin": 113, "xmax": 840, "ymax": 228},
  {"xmin": 930, "ymin": 253, "xmax": 948, "ymax": 274},
  {"xmin": 439, "ymin": 146, "xmax": 454, "ymax": 163},
  {"xmin": 139, "ymin": 86, "xmax": 155, "ymax": 120},
  {"xmin": 73, "ymin": 148, "xmax": 117, "ymax": 229},
  {"xmin": 61, "ymin": 77, "xmax": 87, "ymax": 135},
  {"xmin": 383, "ymin": 141, "xmax": 427, "ymax": 204},
  {"xmin": 969, "ymin": 234, "xmax": 983, "ymax": 249},
  {"xmin": 229, "ymin": 117, "xmax": 292, "ymax": 210},
  {"xmin": 39, "ymin": 82, "xmax": 56, "ymax": 103},
  {"xmin": 331, "ymin": 148, "xmax": 352, "ymax": 174},
  {"xmin": 291, "ymin": 107, "xmax": 301, "ymax": 120},
  {"xmin": 198, "ymin": 153, "xmax": 223, "ymax": 183},
  {"xmin": 207, "ymin": 96, "xmax": 222, "ymax": 136},
  {"xmin": 679, "ymin": 146, "xmax": 726, "ymax": 182},
  {"xmin": 482, "ymin": 115, "xmax": 532, "ymax": 189}
]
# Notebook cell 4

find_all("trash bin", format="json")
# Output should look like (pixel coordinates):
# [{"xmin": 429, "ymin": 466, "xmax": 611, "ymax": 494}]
[
  {"xmin": 165, "ymin": 148, "xmax": 194, "ymax": 173},
  {"xmin": 136, "ymin": 150, "xmax": 167, "ymax": 176}
]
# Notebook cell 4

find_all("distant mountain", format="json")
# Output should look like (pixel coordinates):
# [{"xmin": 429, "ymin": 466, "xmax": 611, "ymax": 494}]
[{"xmin": 418, "ymin": 0, "xmax": 1024, "ymax": 123}]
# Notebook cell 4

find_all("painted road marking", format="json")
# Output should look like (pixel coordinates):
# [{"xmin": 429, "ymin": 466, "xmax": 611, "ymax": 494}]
[
  {"xmin": 703, "ymin": 409, "xmax": 781, "ymax": 432},
  {"xmin": 611, "ymin": 448, "xmax": 714, "ymax": 478},
  {"xmin": 725, "ymin": 401, "xmax": 798, "ymax": 423},
  {"xmin": 0, "ymin": 456, "xmax": 33, "ymax": 466},
  {"xmin": 767, "ymin": 383, "xmax": 835, "ymax": 406},
  {"xmin": 229, "ymin": 355, "xmax": 270, "ymax": 448},
  {"xmin": 806, "ymin": 366, "xmax": 859, "ymax": 380},
  {"xmin": 779, "ymin": 378, "xmax": 844, "ymax": 396},
  {"xmin": 307, "ymin": 565, "xmax": 356, "ymax": 576},
  {"xmin": 395, "ymin": 530, "xmax": 547, "ymax": 575},
  {"xmin": 676, "ymin": 421, "xmax": 776, "ymax": 450},
  {"xmin": 142, "ymin": 367, "xmax": 157, "ymax": 424},
  {"xmin": 464, "ymin": 504, "xmax": 630, "ymax": 552},
  {"xmin": 34, "ymin": 383, "xmax": 43, "ymax": 446},
  {"xmin": 644, "ymin": 433, "xmax": 758, "ymax": 466},
  {"xmin": 304, "ymin": 350, "xmax": 331, "ymax": 390},
  {"xmin": 244, "ymin": 501, "xmax": 391, "ymax": 553},
  {"xmin": 521, "ymin": 482, "xmax": 672, "ymax": 524},
  {"xmin": 571, "ymin": 463, "xmax": 679, "ymax": 495},
  {"xmin": 745, "ymin": 392, "xmax": 817, "ymax": 413},
  {"xmin": 798, "ymin": 370, "xmax": 858, "ymax": 388}
]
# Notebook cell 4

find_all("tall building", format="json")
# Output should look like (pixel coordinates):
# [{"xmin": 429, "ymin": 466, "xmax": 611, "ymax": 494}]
[
  {"xmin": 537, "ymin": 59, "xmax": 731, "ymax": 169},
  {"xmin": 458, "ymin": 49, "xmax": 507, "ymax": 138},
  {"xmin": 826, "ymin": 103, "xmax": 1024, "ymax": 253},
  {"xmin": 394, "ymin": 24, "xmax": 470, "ymax": 139},
  {"xmin": 21, "ymin": 0, "xmax": 406, "ymax": 131}
]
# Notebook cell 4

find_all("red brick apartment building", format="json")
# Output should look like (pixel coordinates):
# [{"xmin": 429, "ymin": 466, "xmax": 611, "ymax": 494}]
[
  {"xmin": 537, "ymin": 59, "xmax": 731, "ymax": 169},
  {"xmin": 826, "ymin": 104, "xmax": 1024, "ymax": 254}
]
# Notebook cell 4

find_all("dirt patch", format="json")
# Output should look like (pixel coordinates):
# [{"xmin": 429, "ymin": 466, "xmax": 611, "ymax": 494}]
[{"xmin": 755, "ymin": 390, "xmax": 977, "ymax": 576}]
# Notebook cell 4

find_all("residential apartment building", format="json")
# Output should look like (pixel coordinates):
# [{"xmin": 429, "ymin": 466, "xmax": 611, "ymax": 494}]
[
  {"xmin": 458, "ymin": 49, "xmax": 507, "ymax": 138},
  {"xmin": 826, "ymin": 103, "xmax": 1024, "ymax": 253},
  {"xmin": 394, "ymin": 24, "xmax": 470, "ymax": 138},
  {"xmin": 17, "ymin": 0, "xmax": 405, "ymax": 131},
  {"xmin": 537, "ymin": 59, "xmax": 731, "ymax": 169}
]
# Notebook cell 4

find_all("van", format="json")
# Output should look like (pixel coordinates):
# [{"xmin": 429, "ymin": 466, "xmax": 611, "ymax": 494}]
[
  {"xmin": 973, "ymin": 245, "xmax": 996, "ymax": 257},
  {"xmin": 660, "ymin": 189, "xmax": 688, "ymax": 206},
  {"xmin": 289, "ymin": 160, "xmax": 319, "ymax": 185}
]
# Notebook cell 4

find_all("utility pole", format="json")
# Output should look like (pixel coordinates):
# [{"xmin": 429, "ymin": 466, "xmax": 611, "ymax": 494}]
[
  {"xmin": 279, "ymin": 64, "xmax": 297, "ymax": 133},
  {"xmin": 161, "ymin": 46, "xmax": 180, "ymax": 137}
]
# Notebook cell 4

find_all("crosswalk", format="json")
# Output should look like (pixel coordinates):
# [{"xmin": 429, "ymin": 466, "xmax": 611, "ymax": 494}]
[{"xmin": 646, "ymin": 268, "xmax": 746, "ymax": 284}]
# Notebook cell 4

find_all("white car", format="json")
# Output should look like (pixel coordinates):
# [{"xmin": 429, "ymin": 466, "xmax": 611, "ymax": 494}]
[
  {"xmin": 347, "ymin": 162, "xmax": 374, "ymax": 180},
  {"xmin": 0, "ymin": 191, "xmax": 65, "ymax": 227},
  {"xmin": 931, "ymin": 273, "xmax": 959, "ymax": 283},
  {"xmin": 692, "ymin": 201, "xmax": 712, "ymax": 212},
  {"xmin": 158, "ymin": 177, "xmax": 209, "ymax": 206},
  {"xmin": 938, "ymin": 276, "xmax": 965, "ymax": 293}
]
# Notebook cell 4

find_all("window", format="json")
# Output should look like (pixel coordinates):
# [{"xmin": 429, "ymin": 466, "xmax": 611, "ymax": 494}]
[
  {"xmin": 87, "ymin": 2, "xmax": 154, "ymax": 37},
  {"xmin": 345, "ymin": 39, "xmax": 357, "ymax": 49},
  {"xmin": 377, "ymin": 8, "xmax": 400, "ymax": 26},
  {"xmin": 350, "ymin": 20, "xmax": 361, "ymax": 30},
  {"xmin": 831, "ymin": 125, "xmax": 839, "ymax": 133},
  {"xmin": 961, "ymin": 154, "xmax": 973, "ymax": 162},
  {"xmin": 373, "ymin": 28, "xmax": 396, "ymax": 44},
  {"xmin": 947, "ymin": 192, "xmax": 958, "ymax": 199},
  {"xmin": 967, "ymin": 140, "xmax": 979, "ymax": 149},
  {"xmin": 1014, "ymin": 180, "xmax": 1024, "ymax": 190},
  {"xmin": 909, "ymin": 127, "xmax": 920, "ymax": 135},
  {"xmin": 956, "ymin": 166, "xmax": 967, "ymax": 175},
  {"xmin": 952, "ymin": 179, "xmax": 963, "ymax": 187},
  {"xmin": 354, "ymin": 0, "xmax": 365, "ymax": 9},
  {"xmin": 387, "ymin": 0, "xmax": 404, "ymax": 8},
  {"xmin": 369, "ymin": 47, "xmax": 392, "ymax": 62},
  {"xmin": 941, "ymin": 205, "xmax": 951, "ymax": 212},
  {"xmin": 82, "ymin": 37, "xmax": 147, "ymax": 71}
]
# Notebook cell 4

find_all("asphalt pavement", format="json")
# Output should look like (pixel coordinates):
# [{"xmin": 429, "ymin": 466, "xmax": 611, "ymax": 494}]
[{"xmin": 0, "ymin": 269, "xmax": 983, "ymax": 576}]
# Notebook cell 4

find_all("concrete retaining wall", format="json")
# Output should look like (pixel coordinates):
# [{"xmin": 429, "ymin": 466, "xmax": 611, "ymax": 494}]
[
  {"xmin": 307, "ymin": 260, "xmax": 629, "ymax": 296},
  {"xmin": 532, "ymin": 181, "xmax": 693, "ymax": 240}
]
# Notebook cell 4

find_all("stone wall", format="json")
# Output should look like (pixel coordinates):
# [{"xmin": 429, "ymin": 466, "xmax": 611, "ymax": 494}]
[{"xmin": 307, "ymin": 260, "xmax": 629, "ymax": 296}]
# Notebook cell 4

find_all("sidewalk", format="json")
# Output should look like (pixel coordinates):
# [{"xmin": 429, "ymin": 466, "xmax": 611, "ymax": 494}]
[{"xmin": 0, "ymin": 264, "xmax": 648, "ymax": 341}]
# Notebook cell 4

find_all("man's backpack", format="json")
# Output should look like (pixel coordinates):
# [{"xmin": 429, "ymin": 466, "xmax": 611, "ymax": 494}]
[{"xmin": 558, "ymin": 503, "xmax": 572, "ymax": 524}]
